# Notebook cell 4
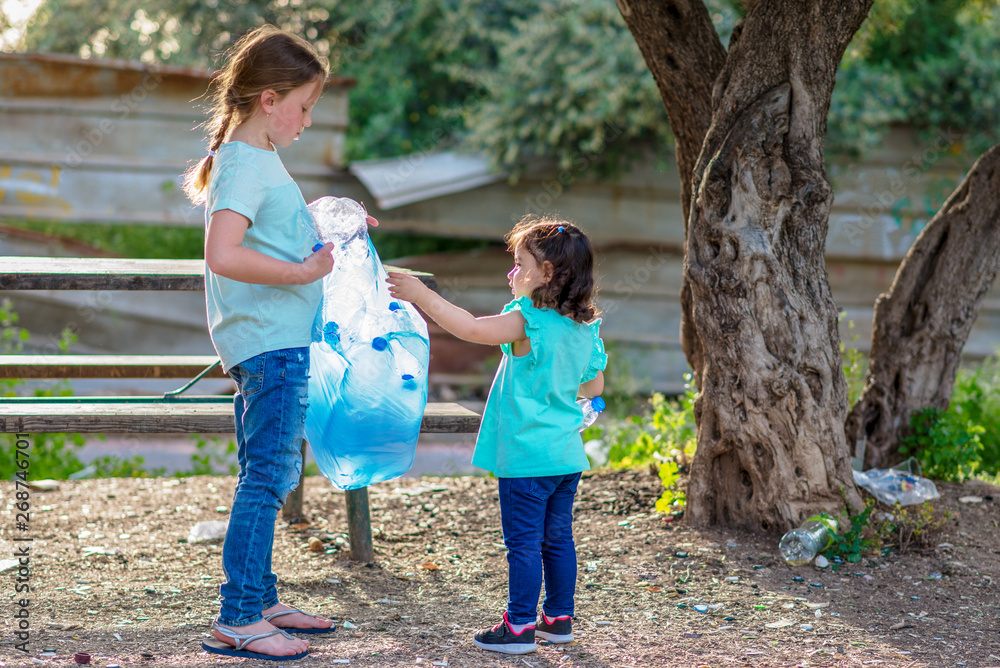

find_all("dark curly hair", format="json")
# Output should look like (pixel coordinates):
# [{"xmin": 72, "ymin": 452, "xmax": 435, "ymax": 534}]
[{"xmin": 505, "ymin": 215, "xmax": 598, "ymax": 324}]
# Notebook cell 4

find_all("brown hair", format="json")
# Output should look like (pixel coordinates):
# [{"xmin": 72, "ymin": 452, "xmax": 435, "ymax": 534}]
[
  {"xmin": 183, "ymin": 25, "xmax": 329, "ymax": 203},
  {"xmin": 505, "ymin": 215, "xmax": 598, "ymax": 323}
]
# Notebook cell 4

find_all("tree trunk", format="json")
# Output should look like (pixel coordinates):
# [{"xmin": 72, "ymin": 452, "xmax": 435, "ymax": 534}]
[
  {"xmin": 845, "ymin": 144, "xmax": 1000, "ymax": 469},
  {"xmin": 679, "ymin": 0, "xmax": 870, "ymax": 531},
  {"xmin": 616, "ymin": 0, "xmax": 726, "ymax": 386}
]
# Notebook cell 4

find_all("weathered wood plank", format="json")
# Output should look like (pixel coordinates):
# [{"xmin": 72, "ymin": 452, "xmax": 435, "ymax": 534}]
[
  {"xmin": 0, "ymin": 355, "xmax": 226, "ymax": 379},
  {"xmin": 345, "ymin": 488, "xmax": 374, "ymax": 562},
  {"xmin": 0, "ymin": 401, "xmax": 480, "ymax": 434},
  {"xmin": 0, "ymin": 257, "xmax": 437, "ymax": 291}
]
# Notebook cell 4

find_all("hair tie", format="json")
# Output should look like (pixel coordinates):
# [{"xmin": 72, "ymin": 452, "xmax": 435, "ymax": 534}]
[
  {"xmin": 557, "ymin": 226, "xmax": 565, "ymax": 233},
  {"xmin": 208, "ymin": 149, "xmax": 217, "ymax": 157}
]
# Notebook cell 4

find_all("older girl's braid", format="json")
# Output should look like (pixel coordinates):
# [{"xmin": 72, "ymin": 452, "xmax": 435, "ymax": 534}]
[{"xmin": 183, "ymin": 97, "xmax": 234, "ymax": 202}]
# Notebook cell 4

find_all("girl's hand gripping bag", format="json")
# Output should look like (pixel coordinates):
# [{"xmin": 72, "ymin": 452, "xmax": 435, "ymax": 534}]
[{"xmin": 302, "ymin": 197, "xmax": 430, "ymax": 489}]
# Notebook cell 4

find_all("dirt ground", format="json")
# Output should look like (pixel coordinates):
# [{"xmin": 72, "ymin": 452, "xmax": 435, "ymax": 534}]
[{"xmin": 2, "ymin": 468, "xmax": 998, "ymax": 668}]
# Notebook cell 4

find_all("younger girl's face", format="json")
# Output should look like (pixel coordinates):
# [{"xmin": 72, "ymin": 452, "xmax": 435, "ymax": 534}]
[
  {"xmin": 264, "ymin": 77, "xmax": 324, "ymax": 148},
  {"xmin": 508, "ymin": 245, "xmax": 548, "ymax": 299}
]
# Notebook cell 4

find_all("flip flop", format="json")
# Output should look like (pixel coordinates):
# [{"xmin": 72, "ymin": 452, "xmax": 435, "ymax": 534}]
[
  {"xmin": 202, "ymin": 622, "xmax": 309, "ymax": 661},
  {"xmin": 264, "ymin": 606, "xmax": 338, "ymax": 635}
]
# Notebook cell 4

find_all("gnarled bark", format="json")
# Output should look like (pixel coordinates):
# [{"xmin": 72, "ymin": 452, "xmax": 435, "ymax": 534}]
[
  {"xmin": 845, "ymin": 144, "xmax": 1000, "ymax": 469},
  {"xmin": 616, "ymin": 0, "xmax": 726, "ymax": 385},
  {"xmin": 679, "ymin": 0, "xmax": 870, "ymax": 531}
]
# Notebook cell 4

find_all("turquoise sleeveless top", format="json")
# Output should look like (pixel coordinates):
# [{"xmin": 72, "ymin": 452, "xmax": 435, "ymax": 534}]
[{"xmin": 472, "ymin": 296, "xmax": 607, "ymax": 478}]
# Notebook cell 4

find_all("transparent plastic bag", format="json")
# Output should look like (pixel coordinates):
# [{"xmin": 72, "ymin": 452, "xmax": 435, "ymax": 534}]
[
  {"xmin": 852, "ymin": 457, "xmax": 940, "ymax": 506},
  {"xmin": 302, "ymin": 197, "xmax": 430, "ymax": 490}
]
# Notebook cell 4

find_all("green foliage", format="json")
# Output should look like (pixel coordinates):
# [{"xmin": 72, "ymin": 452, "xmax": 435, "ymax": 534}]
[
  {"xmin": 459, "ymin": 0, "xmax": 672, "ymax": 179},
  {"xmin": 2, "ymin": 220, "xmax": 205, "ymax": 258},
  {"xmin": 2, "ymin": 218, "xmax": 495, "ymax": 261},
  {"xmin": 901, "ymin": 407, "xmax": 983, "ymax": 482},
  {"xmin": 951, "ymin": 355, "xmax": 1000, "ymax": 475},
  {"xmin": 825, "ymin": 503, "xmax": 875, "ymax": 564},
  {"xmin": 823, "ymin": 498, "xmax": 950, "ymax": 564},
  {"xmin": 839, "ymin": 316, "xmax": 869, "ymax": 408},
  {"xmin": 593, "ymin": 375, "xmax": 697, "ymax": 513},
  {"xmin": 89, "ymin": 453, "xmax": 165, "ymax": 478},
  {"xmin": 15, "ymin": 0, "xmax": 998, "ymax": 169},
  {"xmin": 830, "ymin": 2, "xmax": 1000, "ymax": 157},
  {"xmin": 180, "ymin": 436, "xmax": 238, "ymax": 477},
  {"xmin": 875, "ymin": 500, "xmax": 951, "ymax": 554}
]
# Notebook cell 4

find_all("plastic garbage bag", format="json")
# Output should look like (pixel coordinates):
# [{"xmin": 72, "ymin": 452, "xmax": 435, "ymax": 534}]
[
  {"xmin": 302, "ymin": 196, "xmax": 430, "ymax": 490},
  {"xmin": 852, "ymin": 457, "xmax": 940, "ymax": 506}
]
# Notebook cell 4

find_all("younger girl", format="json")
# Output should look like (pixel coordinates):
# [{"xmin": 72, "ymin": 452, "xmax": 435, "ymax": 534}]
[
  {"xmin": 387, "ymin": 216, "xmax": 606, "ymax": 655},
  {"xmin": 183, "ymin": 25, "xmax": 374, "ymax": 662}
]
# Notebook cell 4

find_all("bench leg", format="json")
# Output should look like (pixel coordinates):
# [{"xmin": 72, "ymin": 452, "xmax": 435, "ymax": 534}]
[
  {"xmin": 280, "ymin": 439, "xmax": 308, "ymax": 524},
  {"xmin": 345, "ymin": 487, "xmax": 374, "ymax": 562}
]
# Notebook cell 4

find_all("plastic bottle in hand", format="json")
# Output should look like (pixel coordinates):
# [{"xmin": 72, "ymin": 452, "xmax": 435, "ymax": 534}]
[
  {"xmin": 578, "ymin": 396, "xmax": 606, "ymax": 430},
  {"xmin": 778, "ymin": 514, "xmax": 838, "ymax": 566}
]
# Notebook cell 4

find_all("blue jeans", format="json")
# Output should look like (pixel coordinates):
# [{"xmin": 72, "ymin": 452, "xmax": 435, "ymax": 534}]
[
  {"xmin": 499, "ymin": 473, "xmax": 581, "ymax": 626},
  {"xmin": 218, "ymin": 348, "xmax": 309, "ymax": 627}
]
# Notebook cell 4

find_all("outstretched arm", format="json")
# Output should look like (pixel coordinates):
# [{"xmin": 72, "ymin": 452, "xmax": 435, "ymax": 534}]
[
  {"xmin": 386, "ymin": 271, "xmax": 527, "ymax": 346},
  {"xmin": 206, "ymin": 209, "xmax": 333, "ymax": 285}
]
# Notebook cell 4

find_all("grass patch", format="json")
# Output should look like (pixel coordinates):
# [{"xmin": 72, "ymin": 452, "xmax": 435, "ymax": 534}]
[{"xmin": 1, "ymin": 218, "xmax": 498, "ymax": 261}]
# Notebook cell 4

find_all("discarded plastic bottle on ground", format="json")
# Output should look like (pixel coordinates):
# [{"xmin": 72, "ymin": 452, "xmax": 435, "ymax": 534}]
[
  {"xmin": 779, "ymin": 514, "xmax": 838, "ymax": 566},
  {"xmin": 578, "ymin": 396, "xmax": 606, "ymax": 430}
]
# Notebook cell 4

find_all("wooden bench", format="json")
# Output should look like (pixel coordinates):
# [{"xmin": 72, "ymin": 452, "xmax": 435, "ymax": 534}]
[{"xmin": 0, "ymin": 256, "xmax": 482, "ymax": 560}]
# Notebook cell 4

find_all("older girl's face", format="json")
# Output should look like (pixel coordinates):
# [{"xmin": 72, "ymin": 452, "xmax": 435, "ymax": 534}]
[
  {"xmin": 264, "ymin": 77, "xmax": 324, "ymax": 148},
  {"xmin": 508, "ymin": 245, "xmax": 548, "ymax": 299}
]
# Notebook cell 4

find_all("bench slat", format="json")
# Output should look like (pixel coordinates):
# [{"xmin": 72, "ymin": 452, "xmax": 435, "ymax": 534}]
[
  {"xmin": 0, "ymin": 257, "xmax": 437, "ymax": 291},
  {"xmin": 0, "ymin": 355, "xmax": 227, "ymax": 379},
  {"xmin": 0, "ymin": 401, "xmax": 481, "ymax": 434}
]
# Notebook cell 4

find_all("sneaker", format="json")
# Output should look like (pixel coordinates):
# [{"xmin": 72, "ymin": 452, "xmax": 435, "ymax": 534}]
[
  {"xmin": 536, "ymin": 613, "xmax": 574, "ymax": 643},
  {"xmin": 472, "ymin": 612, "xmax": 537, "ymax": 654}
]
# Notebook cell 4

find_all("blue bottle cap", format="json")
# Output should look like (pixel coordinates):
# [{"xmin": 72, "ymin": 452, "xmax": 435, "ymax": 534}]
[
  {"xmin": 312, "ymin": 243, "xmax": 324, "ymax": 252},
  {"xmin": 389, "ymin": 302, "xmax": 402, "ymax": 311},
  {"xmin": 591, "ymin": 396, "xmax": 606, "ymax": 412},
  {"xmin": 401, "ymin": 374, "xmax": 414, "ymax": 380},
  {"xmin": 372, "ymin": 337, "xmax": 388, "ymax": 351}
]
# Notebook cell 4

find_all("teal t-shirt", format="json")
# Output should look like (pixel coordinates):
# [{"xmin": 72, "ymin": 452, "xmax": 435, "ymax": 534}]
[
  {"xmin": 472, "ymin": 296, "xmax": 608, "ymax": 478},
  {"xmin": 204, "ymin": 141, "xmax": 321, "ymax": 372}
]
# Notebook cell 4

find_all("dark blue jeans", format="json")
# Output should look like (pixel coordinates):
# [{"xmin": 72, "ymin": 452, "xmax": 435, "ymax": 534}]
[
  {"xmin": 218, "ymin": 347, "xmax": 309, "ymax": 627},
  {"xmin": 499, "ymin": 473, "xmax": 582, "ymax": 626}
]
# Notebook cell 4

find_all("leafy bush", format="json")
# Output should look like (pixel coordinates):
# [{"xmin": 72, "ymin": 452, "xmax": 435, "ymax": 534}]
[
  {"xmin": 951, "ymin": 355, "xmax": 1000, "ymax": 475},
  {"xmin": 830, "ymin": 3, "xmax": 1000, "ymax": 157},
  {"xmin": 591, "ymin": 375, "xmax": 697, "ymax": 513},
  {"xmin": 839, "ymin": 316, "xmax": 869, "ymax": 409},
  {"xmin": 900, "ymin": 407, "xmax": 983, "ymax": 482},
  {"xmin": 823, "ymin": 498, "xmax": 951, "ymax": 564}
]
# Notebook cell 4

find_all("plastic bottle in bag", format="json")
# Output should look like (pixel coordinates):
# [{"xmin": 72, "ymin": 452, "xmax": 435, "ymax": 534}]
[
  {"xmin": 578, "ymin": 396, "xmax": 606, "ymax": 430},
  {"xmin": 303, "ymin": 196, "xmax": 430, "ymax": 490},
  {"xmin": 779, "ymin": 514, "xmax": 838, "ymax": 566},
  {"xmin": 307, "ymin": 197, "xmax": 370, "ymax": 266}
]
